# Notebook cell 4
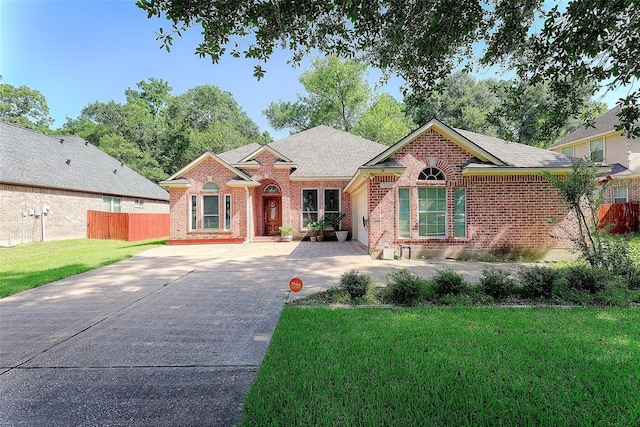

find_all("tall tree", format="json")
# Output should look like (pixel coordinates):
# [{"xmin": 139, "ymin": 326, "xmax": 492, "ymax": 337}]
[
  {"xmin": 0, "ymin": 78, "xmax": 53, "ymax": 131},
  {"xmin": 264, "ymin": 56, "xmax": 412, "ymax": 144},
  {"xmin": 63, "ymin": 79, "xmax": 270, "ymax": 180},
  {"xmin": 405, "ymin": 71, "xmax": 607, "ymax": 147},
  {"xmin": 264, "ymin": 56, "xmax": 370, "ymax": 133},
  {"xmin": 137, "ymin": 0, "xmax": 639, "ymax": 136}
]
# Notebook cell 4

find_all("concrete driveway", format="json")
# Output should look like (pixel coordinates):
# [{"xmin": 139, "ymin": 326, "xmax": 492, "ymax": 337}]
[{"xmin": 0, "ymin": 241, "xmax": 534, "ymax": 426}]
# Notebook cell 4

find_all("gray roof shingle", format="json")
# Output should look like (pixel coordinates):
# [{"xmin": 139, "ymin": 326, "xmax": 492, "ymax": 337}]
[
  {"xmin": 230, "ymin": 126, "xmax": 386, "ymax": 178},
  {"xmin": 454, "ymin": 128, "xmax": 579, "ymax": 168},
  {"xmin": 551, "ymin": 106, "xmax": 623, "ymax": 147},
  {"xmin": 0, "ymin": 121, "xmax": 169, "ymax": 201}
]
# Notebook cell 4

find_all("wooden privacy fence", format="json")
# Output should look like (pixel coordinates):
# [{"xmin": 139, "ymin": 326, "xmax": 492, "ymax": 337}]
[
  {"xmin": 598, "ymin": 202, "xmax": 640, "ymax": 234},
  {"xmin": 87, "ymin": 210, "xmax": 170, "ymax": 241}
]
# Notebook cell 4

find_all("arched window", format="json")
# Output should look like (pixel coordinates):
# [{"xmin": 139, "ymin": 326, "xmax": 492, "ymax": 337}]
[
  {"xmin": 203, "ymin": 182, "xmax": 219, "ymax": 191},
  {"xmin": 418, "ymin": 167, "xmax": 446, "ymax": 181},
  {"xmin": 264, "ymin": 184, "xmax": 280, "ymax": 193}
]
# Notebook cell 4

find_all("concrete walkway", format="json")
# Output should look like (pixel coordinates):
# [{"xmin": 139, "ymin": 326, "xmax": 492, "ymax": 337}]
[{"xmin": 0, "ymin": 241, "xmax": 545, "ymax": 426}]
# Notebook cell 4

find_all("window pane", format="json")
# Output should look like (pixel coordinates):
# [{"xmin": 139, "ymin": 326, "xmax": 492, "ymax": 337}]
[
  {"xmin": 191, "ymin": 195, "xmax": 197, "ymax": 230},
  {"xmin": 561, "ymin": 146, "xmax": 574, "ymax": 156},
  {"xmin": 225, "ymin": 195, "xmax": 231, "ymax": 230},
  {"xmin": 418, "ymin": 187, "xmax": 446, "ymax": 237},
  {"xmin": 398, "ymin": 188, "xmax": 410, "ymax": 238},
  {"xmin": 113, "ymin": 198, "xmax": 121, "ymax": 212},
  {"xmin": 454, "ymin": 188, "xmax": 466, "ymax": 238},
  {"xmin": 203, "ymin": 195, "xmax": 219, "ymax": 230},
  {"xmin": 302, "ymin": 189, "xmax": 318, "ymax": 228},
  {"xmin": 590, "ymin": 138, "xmax": 604, "ymax": 162},
  {"xmin": 613, "ymin": 187, "xmax": 628, "ymax": 204},
  {"xmin": 103, "ymin": 197, "xmax": 111, "ymax": 212},
  {"xmin": 203, "ymin": 216, "xmax": 219, "ymax": 229},
  {"xmin": 324, "ymin": 189, "xmax": 340, "ymax": 213}
]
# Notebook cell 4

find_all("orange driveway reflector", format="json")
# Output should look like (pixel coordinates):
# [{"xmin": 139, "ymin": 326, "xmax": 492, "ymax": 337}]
[{"xmin": 289, "ymin": 277, "xmax": 303, "ymax": 292}]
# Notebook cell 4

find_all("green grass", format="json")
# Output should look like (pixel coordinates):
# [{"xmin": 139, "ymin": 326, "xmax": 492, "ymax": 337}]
[
  {"xmin": 242, "ymin": 307, "xmax": 640, "ymax": 426},
  {"xmin": 0, "ymin": 238, "xmax": 165, "ymax": 298},
  {"xmin": 630, "ymin": 233, "xmax": 640, "ymax": 266}
]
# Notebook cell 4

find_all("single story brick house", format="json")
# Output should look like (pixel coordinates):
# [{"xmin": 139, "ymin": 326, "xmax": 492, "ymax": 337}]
[
  {"xmin": 161, "ymin": 120, "xmax": 580, "ymax": 258},
  {"xmin": 0, "ymin": 121, "xmax": 169, "ymax": 245}
]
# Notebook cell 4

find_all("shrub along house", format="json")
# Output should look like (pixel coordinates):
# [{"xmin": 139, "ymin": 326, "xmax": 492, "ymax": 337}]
[{"xmin": 162, "ymin": 120, "xmax": 580, "ymax": 258}]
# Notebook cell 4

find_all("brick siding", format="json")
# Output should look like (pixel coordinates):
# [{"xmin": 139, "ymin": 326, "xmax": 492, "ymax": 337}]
[
  {"xmin": 366, "ymin": 129, "xmax": 574, "ymax": 257},
  {"xmin": 0, "ymin": 183, "xmax": 168, "ymax": 245}
]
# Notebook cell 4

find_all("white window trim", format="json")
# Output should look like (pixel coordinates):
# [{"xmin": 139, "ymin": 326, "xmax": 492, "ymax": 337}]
[
  {"xmin": 613, "ymin": 187, "xmax": 629, "ymax": 204},
  {"xmin": 301, "ymin": 188, "xmax": 319, "ymax": 230},
  {"xmin": 397, "ymin": 187, "xmax": 411, "ymax": 239},
  {"xmin": 224, "ymin": 194, "xmax": 232, "ymax": 230},
  {"xmin": 418, "ymin": 187, "xmax": 447, "ymax": 239},
  {"xmin": 318, "ymin": 187, "xmax": 342, "ymax": 215},
  {"xmin": 589, "ymin": 138, "xmax": 605, "ymax": 162},
  {"xmin": 190, "ymin": 195, "xmax": 197, "ymax": 231},
  {"xmin": 202, "ymin": 194, "xmax": 220, "ymax": 230},
  {"xmin": 561, "ymin": 146, "xmax": 574, "ymax": 156}
]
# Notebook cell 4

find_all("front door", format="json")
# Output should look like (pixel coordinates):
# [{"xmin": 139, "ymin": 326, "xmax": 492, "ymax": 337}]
[{"xmin": 264, "ymin": 197, "xmax": 281, "ymax": 235}]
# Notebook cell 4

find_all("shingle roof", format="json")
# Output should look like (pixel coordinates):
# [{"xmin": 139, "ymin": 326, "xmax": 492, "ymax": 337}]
[
  {"xmin": 0, "ymin": 121, "xmax": 169, "ymax": 201},
  {"xmin": 454, "ymin": 128, "xmax": 578, "ymax": 168},
  {"xmin": 263, "ymin": 126, "xmax": 386, "ymax": 178},
  {"xmin": 551, "ymin": 106, "xmax": 623, "ymax": 147}
]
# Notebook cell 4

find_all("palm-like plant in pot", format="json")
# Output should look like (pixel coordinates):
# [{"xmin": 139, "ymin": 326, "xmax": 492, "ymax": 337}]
[{"xmin": 324, "ymin": 213, "xmax": 348, "ymax": 241}]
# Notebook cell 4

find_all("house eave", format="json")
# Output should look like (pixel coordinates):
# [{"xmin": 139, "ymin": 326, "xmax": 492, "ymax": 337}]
[
  {"xmin": 289, "ymin": 176, "xmax": 352, "ymax": 182},
  {"xmin": 344, "ymin": 167, "xmax": 407, "ymax": 193},
  {"xmin": 461, "ymin": 166, "xmax": 608, "ymax": 176}
]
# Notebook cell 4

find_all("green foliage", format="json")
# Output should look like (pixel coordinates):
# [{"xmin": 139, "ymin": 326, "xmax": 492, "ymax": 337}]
[
  {"xmin": 479, "ymin": 266, "xmax": 516, "ymax": 300},
  {"xmin": 562, "ymin": 264, "xmax": 609, "ymax": 294},
  {"xmin": 0, "ymin": 238, "xmax": 166, "ymax": 298},
  {"xmin": 278, "ymin": 226, "xmax": 296, "ymax": 236},
  {"xmin": 353, "ymin": 93, "xmax": 413, "ymax": 145},
  {"xmin": 339, "ymin": 269, "xmax": 372, "ymax": 300},
  {"xmin": 432, "ymin": 269, "xmax": 468, "ymax": 297},
  {"xmin": 62, "ymin": 79, "xmax": 270, "ymax": 181},
  {"xmin": 517, "ymin": 266, "xmax": 562, "ymax": 300},
  {"xmin": 323, "ymin": 213, "xmax": 346, "ymax": 231},
  {"xmin": 383, "ymin": 268, "xmax": 429, "ymax": 306},
  {"xmin": 244, "ymin": 307, "xmax": 640, "ymax": 425},
  {"xmin": 0, "ymin": 79, "xmax": 53, "ymax": 130},
  {"xmin": 263, "ymin": 56, "xmax": 413, "ymax": 144},
  {"xmin": 138, "ymin": 0, "xmax": 639, "ymax": 137}
]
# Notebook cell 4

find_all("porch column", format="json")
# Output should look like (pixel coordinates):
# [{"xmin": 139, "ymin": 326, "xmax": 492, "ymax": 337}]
[{"xmin": 245, "ymin": 186, "xmax": 254, "ymax": 243}]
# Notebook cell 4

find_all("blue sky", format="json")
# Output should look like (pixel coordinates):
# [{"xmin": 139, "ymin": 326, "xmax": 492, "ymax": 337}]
[{"xmin": 1, "ymin": 0, "xmax": 637, "ymax": 141}]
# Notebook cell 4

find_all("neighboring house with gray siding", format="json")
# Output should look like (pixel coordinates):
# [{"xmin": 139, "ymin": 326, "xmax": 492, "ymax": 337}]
[{"xmin": 0, "ymin": 121, "xmax": 169, "ymax": 245}]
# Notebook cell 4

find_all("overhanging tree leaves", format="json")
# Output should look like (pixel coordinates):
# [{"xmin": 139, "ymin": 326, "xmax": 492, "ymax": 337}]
[
  {"xmin": 137, "ymin": 0, "xmax": 639, "ymax": 136},
  {"xmin": 0, "ymin": 79, "xmax": 54, "ymax": 131}
]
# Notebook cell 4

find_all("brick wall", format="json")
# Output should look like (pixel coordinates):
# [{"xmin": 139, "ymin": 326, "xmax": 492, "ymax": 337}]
[
  {"xmin": 169, "ymin": 156, "xmax": 248, "ymax": 239},
  {"xmin": 0, "ymin": 183, "xmax": 168, "ymax": 245},
  {"xmin": 167, "ymin": 151, "xmax": 353, "ymax": 239},
  {"xmin": 366, "ymin": 129, "xmax": 574, "ymax": 257}
]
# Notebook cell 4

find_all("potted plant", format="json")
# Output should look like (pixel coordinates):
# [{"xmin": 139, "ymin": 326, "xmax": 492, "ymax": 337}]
[
  {"xmin": 324, "ymin": 213, "xmax": 348, "ymax": 241},
  {"xmin": 308, "ymin": 220, "xmax": 325, "ymax": 241},
  {"xmin": 278, "ymin": 225, "xmax": 296, "ymax": 242}
]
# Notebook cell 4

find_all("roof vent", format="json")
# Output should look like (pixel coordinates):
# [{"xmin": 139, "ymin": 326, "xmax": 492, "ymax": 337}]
[
  {"xmin": 113, "ymin": 169, "xmax": 117, "ymax": 174},
  {"xmin": 66, "ymin": 159, "xmax": 71, "ymax": 165},
  {"xmin": 59, "ymin": 138, "xmax": 64, "ymax": 144}
]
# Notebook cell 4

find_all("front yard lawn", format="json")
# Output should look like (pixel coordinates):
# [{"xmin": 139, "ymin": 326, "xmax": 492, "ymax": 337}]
[
  {"xmin": 242, "ymin": 307, "xmax": 640, "ymax": 426},
  {"xmin": 0, "ymin": 238, "xmax": 165, "ymax": 298}
]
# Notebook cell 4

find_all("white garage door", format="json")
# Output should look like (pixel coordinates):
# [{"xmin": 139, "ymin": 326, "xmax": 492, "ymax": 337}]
[{"xmin": 352, "ymin": 187, "xmax": 368, "ymax": 247}]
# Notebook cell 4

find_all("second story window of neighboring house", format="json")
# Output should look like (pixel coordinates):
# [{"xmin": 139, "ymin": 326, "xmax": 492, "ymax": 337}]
[
  {"xmin": 589, "ymin": 138, "xmax": 604, "ymax": 162},
  {"xmin": 613, "ymin": 187, "xmax": 628, "ymax": 204},
  {"xmin": 561, "ymin": 146, "xmax": 574, "ymax": 156}
]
